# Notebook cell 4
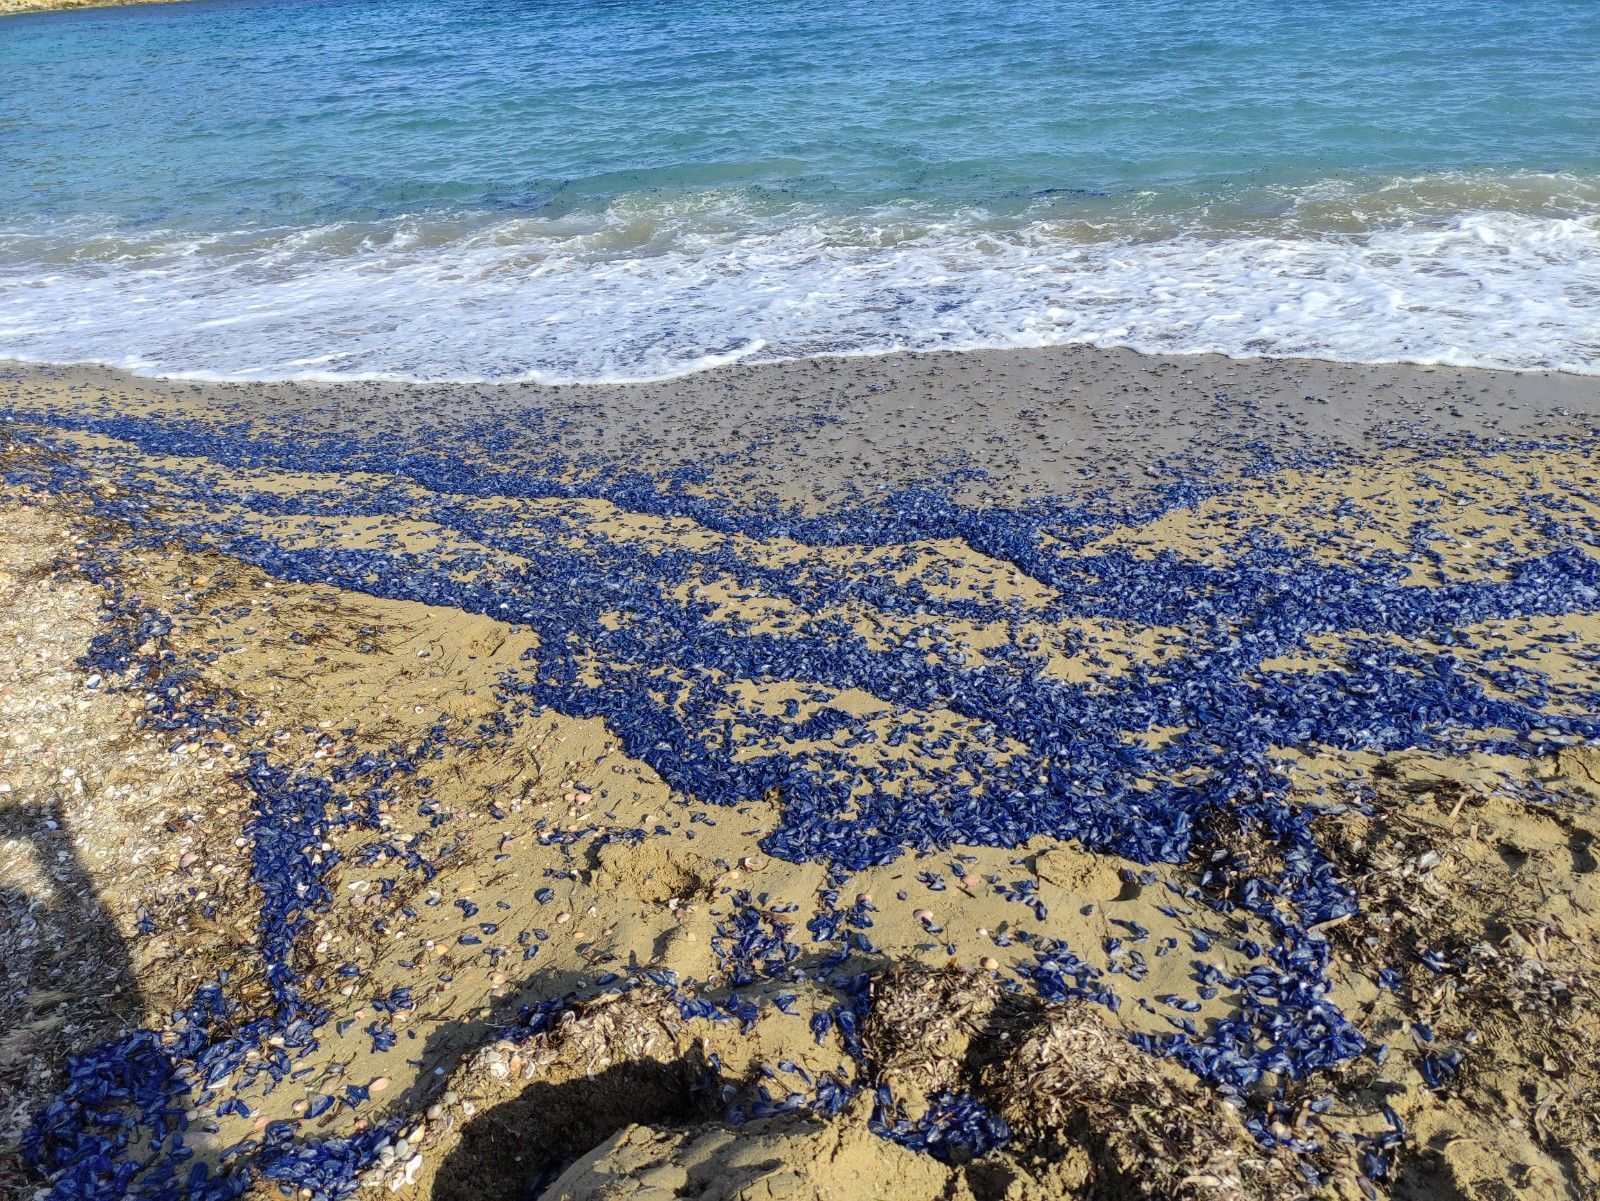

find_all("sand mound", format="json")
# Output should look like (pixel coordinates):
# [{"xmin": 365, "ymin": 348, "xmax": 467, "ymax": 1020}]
[
  {"xmin": 539, "ymin": 1104, "xmax": 952, "ymax": 1201},
  {"xmin": 412, "ymin": 966, "xmax": 1365, "ymax": 1201}
]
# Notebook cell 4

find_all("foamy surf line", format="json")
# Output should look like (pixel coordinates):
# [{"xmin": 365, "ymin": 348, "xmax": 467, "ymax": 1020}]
[{"xmin": 1, "ymin": 206, "xmax": 1596, "ymax": 383}]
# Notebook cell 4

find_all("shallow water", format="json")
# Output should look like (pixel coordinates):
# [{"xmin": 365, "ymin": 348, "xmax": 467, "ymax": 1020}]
[{"xmin": 1, "ymin": 0, "xmax": 1597, "ymax": 379}]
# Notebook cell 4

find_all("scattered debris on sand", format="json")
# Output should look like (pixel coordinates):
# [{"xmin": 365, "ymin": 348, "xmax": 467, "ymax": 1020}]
[{"xmin": 2, "ymin": 354, "xmax": 1598, "ymax": 1200}]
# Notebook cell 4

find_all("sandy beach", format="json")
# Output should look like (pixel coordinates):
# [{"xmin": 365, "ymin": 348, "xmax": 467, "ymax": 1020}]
[
  {"xmin": 0, "ymin": 0, "xmax": 185, "ymax": 15},
  {"xmin": 2, "ymin": 345, "xmax": 1597, "ymax": 1200},
  {"xmin": 6, "ymin": 0, "xmax": 1599, "ymax": 1194}
]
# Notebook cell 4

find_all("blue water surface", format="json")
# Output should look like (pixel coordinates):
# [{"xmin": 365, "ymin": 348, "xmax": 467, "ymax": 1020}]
[
  {"xmin": 1, "ymin": 0, "xmax": 1597, "ymax": 379},
  {"xmin": 4, "ymin": 0, "xmax": 1597, "ymax": 224}
]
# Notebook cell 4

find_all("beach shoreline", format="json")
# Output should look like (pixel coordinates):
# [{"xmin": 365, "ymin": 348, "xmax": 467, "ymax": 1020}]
[
  {"xmin": 7, "ymin": 344, "xmax": 1600, "ymax": 508},
  {"xmin": 7, "ymin": 0, "xmax": 1600, "ymax": 1191},
  {"xmin": 3, "ymin": 343, "xmax": 1598, "ymax": 1199}
]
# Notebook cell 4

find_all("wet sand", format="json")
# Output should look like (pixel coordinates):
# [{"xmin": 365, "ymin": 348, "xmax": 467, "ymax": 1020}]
[
  {"xmin": 2, "ymin": 346, "xmax": 1598, "ymax": 1201},
  {"xmin": 9, "ymin": 346, "xmax": 1600, "ymax": 508}
]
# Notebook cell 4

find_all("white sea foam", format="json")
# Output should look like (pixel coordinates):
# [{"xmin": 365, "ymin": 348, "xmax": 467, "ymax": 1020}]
[{"xmin": 0, "ymin": 192, "xmax": 1596, "ymax": 382}]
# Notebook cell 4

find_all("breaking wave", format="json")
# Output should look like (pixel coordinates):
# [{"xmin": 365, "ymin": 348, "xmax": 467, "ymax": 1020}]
[{"xmin": 1, "ymin": 175, "xmax": 1596, "ymax": 382}]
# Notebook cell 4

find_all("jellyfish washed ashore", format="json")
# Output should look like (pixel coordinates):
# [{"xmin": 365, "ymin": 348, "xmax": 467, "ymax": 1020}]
[{"xmin": 2, "ymin": 384, "xmax": 1598, "ymax": 1200}]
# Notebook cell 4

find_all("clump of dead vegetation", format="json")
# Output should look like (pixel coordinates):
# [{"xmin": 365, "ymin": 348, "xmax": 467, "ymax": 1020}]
[
  {"xmin": 985, "ymin": 1006, "xmax": 1337, "ymax": 1201},
  {"xmin": 860, "ymin": 965, "xmax": 1364, "ymax": 1201},
  {"xmin": 1319, "ymin": 756, "xmax": 1600, "ymax": 1197},
  {"xmin": 861, "ymin": 963, "xmax": 1013, "ymax": 1116}
]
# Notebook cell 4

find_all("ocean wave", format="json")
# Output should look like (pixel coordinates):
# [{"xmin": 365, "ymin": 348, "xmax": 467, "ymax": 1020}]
[{"xmin": 0, "ymin": 179, "xmax": 1597, "ymax": 382}]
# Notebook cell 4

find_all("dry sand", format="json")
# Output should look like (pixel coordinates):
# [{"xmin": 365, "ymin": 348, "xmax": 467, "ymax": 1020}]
[{"xmin": 1, "ymin": 347, "xmax": 1598, "ymax": 1201}]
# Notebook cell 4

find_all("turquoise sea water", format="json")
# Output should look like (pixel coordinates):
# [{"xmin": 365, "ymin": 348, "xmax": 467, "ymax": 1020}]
[{"xmin": 1, "ymin": 0, "xmax": 1597, "ymax": 380}]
